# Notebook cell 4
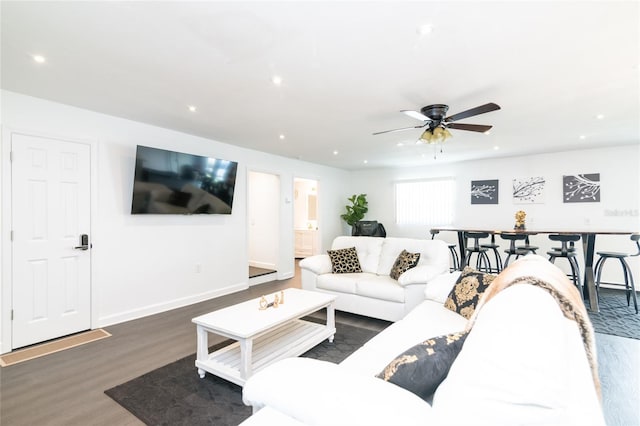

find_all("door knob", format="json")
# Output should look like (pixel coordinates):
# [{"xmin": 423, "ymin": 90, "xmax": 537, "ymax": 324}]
[{"xmin": 74, "ymin": 234, "xmax": 90, "ymax": 250}]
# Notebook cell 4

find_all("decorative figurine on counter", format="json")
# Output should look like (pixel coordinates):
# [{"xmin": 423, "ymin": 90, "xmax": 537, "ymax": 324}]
[{"xmin": 514, "ymin": 210, "xmax": 527, "ymax": 230}]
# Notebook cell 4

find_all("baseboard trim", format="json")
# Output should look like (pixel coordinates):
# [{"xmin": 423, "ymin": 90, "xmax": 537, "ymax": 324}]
[
  {"xmin": 249, "ymin": 272, "xmax": 277, "ymax": 286},
  {"xmin": 249, "ymin": 261, "xmax": 277, "ymax": 270},
  {"xmin": 97, "ymin": 282, "xmax": 248, "ymax": 327}
]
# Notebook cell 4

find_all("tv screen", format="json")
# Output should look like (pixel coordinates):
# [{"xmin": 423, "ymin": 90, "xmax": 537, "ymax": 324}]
[{"xmin": 131, "ymin": 145, "xmax": 238, "ymax": 214}]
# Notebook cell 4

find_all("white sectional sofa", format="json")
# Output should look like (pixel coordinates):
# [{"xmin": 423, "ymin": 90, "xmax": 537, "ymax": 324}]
[
  {"xmin": 299, "ymin": 236, "xmax": 450, "ymax": 321},
  {"xmin": 242, "ymin": 256, "xmax": 605, "ymax": 426}
]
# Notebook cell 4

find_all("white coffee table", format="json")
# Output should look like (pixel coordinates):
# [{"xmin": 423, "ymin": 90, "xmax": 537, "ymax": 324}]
[{"xmin": 192, "ymin": 288, "xmax": 337, "ymax": 386}]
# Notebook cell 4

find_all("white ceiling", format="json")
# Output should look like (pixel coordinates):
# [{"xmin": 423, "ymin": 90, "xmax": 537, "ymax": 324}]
[{"xmin": 2, "ymin": 1, "xmax": 639, "ymax": 170}]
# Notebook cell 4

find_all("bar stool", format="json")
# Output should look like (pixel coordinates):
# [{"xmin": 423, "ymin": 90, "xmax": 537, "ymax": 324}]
[
  {"xmin": 430, "ymin": 230, "xmax": 460, "ymax": 272},
  {"xmin": 500, "ymin": 233, "xmax": 531, "ymax": 268},
  {"xmin": 480, "ymin": 234, "xmax": 503, "ymax": 273},
  {"xmin": 516, "ymin": 235, "xmax": 539, "ymax": 254},
  {"xmin": 594, "ymin": 234, "xmax": 639, "ymax": 314},
  {"xmin": 547, "ymin": 234, "xmax": 582, "ymax": 293},
  {"xmin": 464, "ymin": 232, "xmax": 492, "ymax": 272}
]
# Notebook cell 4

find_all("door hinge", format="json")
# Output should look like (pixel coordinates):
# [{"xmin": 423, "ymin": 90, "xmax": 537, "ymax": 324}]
[
  {"xmin": 9, "ymin": 151, "xmax": 13, "ymax": 162},
  {"xmin": 10, "ymin": 230, "xmax": 13, "ymax": 241},
  {"xmin": 11, "ymin": 310, "xmax": 14, "ymax": 321}
]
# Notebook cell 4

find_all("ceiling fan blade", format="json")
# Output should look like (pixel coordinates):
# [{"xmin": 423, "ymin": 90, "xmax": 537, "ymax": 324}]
[
  {"xmin": 372, "ymin": 125, "xmax": 425, "ymax": 135},
  {"xmin": 401, "ymin": 110, "xmax": 431, "ymax": 122},
  {"xmin": 445, "ymin": 103, "xmax": 501, "ymax": 122},
  {"xmin": 447, "ymin": 123, "xmax": 493, "ymax": 133}
]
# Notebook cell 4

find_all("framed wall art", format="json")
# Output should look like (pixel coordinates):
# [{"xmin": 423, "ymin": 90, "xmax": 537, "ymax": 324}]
[
  {"xmin": 563, "ymin": 173, "xmax": 600, "ymax": 203},
  {"xmin": 471, "ymin": 179, "xmax": 499, "ymax": 204},
  {"xmin": 513, "ymin": 176, "xmax": 545, "ymax": 204}
]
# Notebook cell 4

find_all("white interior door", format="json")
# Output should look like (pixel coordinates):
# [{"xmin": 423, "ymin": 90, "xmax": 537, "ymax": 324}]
[{"xmin": 11, "ymin": 133, "xmax": 92, "ymax": 349}]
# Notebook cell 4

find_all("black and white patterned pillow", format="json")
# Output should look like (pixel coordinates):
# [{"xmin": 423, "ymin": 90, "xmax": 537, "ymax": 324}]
[
  {"xmin": 444, "ymin": 267, "xmax": 496, "ymax": 319},
  {"xmin": 377, "ymin": 330, "xmax": 468, "ymax": 400},
  {"xmin": 327, "ymin": 247, "xmax": 362, "ymax": 274},
  {"xmin": 389, "ymin": 250, "xmax": 421, "ymax": 280}
]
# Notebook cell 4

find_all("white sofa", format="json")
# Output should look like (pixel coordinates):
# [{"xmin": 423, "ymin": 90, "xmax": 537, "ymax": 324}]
[
  {"xmin": 242, "ymin": 256, "xmax": 605, "ymax": 426},
  {"xmin": 299, "ymin": 236, "xmax": 450, "ymax": 321}
]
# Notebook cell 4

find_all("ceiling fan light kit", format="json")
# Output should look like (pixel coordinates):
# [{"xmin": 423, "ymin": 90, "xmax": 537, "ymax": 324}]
[
  {"xmin": 420, "ymin": 126, "xmax": 452, "ymax": 144},
  {"xmin": 375, "ymin": 102, "xmax": 501, "ymax": 158}
]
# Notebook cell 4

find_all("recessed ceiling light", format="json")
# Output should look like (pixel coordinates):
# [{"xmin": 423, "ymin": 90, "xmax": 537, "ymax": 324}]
[
  {"xmin": 484, "ymin": 130, "xmax": 491, "ymax": 135},
  {"xmin": 32, "ymin": 54, "xmax": 46, "ymax": 63},
  {"xmin": 279, "ymin": 134, "xmax": 285, "ymax": 140},
  {"xmin": 596, "ymin": 114, "xmax": 604, "ymax": 120},
  {"xmin": 333, "ymin": 150, "xmax": 338, "ymax": 155},
  {"xmin": 272, "ymin": 75, "xmax": 283, "ymax": 86},
  {"xmin": 417, "ymin": 24, "xmax": 433, "ymax": 36},
  {"xmin": 579, "ymin": 135, "xmax": 586, "ymax": 140},
  {"xmin": 493, "ymin": 146, "xmax": 500, "ymax": 150},
  {"xmin": 188, "ymin": 105, "xmax": 197, "ymax": 112},
  {"xmin": 363, "ymin": 160, "xmax": 368, "ymax": 164},
  {"xmin": 397, "ymin": 142, "xmax": 404, "ymax": 147}
]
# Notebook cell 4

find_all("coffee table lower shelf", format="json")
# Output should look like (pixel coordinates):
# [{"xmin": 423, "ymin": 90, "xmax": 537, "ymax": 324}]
[{"xmin": 195, "ymin": 319, "xmax": 335, "ymax": 386}]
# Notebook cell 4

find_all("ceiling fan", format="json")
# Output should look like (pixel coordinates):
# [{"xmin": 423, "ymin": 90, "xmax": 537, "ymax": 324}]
[{"xmin": 373, "ymin": 102, "xmax": 501, "ymax": 143}]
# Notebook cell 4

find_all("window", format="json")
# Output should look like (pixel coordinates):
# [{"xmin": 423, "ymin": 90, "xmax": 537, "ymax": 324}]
[{"xmin": 395, "ymin": 178, "xmax": 456, "ymax": 225}]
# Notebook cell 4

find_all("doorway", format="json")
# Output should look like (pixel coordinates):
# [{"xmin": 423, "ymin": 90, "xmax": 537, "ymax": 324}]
[
  {"xmin": 9, "ymin": 133, "xmax": 93, "ymax": 349},
  {"xmin": 293, "ymin": 178, "xmax": 320, "ymax": 258},
  {"xmin": 247, "ymin": 171, "xmax": 279, "ymax": 285}
]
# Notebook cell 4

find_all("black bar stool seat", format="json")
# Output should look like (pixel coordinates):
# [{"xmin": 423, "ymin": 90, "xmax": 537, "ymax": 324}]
[
  {"xmin": 594, "ymin": 234, "xmax": 639, "ymax": 314},
  {"xmin": 516, "ymin": 235, "xmax": 538, "ymax": 254},
  {"xmin": 500, "ymin": 233, "xmax": 531, "ymax": 268}
]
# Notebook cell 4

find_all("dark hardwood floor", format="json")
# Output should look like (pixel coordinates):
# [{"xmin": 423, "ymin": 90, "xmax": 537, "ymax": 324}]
[{"xmin": 1, "ymin": 267, "xmax": 638, "ymax": 426}]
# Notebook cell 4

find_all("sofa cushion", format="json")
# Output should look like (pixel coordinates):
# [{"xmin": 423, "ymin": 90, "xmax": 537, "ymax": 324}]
[
  {"xmin": 242, "ymin": 357, "xmax": 433, "ymax": 426},
  {"xmin": 340, "ymin": 300, "xmax": 468, "ymax": 377},
  {"xmin": 355, "ymin": 275, "xmax": 405, "ymax": 303},
  {"xmin": 327, "ymin": 247, "xmax": 362, "ymax": 273},
  {"xmin": 444, "ymin": 267, "xmax": 496, "ymax": 319},
  {"xmin": 317, "ymin": 273, "xmax": 359, "ymax": 294},
  {"xmin": 390, "ymin": 250, "xmax": 421, "ymax": 280},
  {"xmin": 377, "ymin": 330, "xmax": 468, "ymax": 400}
]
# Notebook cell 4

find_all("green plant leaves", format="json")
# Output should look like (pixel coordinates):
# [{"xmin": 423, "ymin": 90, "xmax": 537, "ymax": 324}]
[{"xmin": 340, "ymin": 193, "xmax": 368, "ymax": 226}]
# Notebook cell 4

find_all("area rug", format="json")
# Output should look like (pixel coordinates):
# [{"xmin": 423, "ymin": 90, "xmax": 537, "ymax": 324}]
[
  {"xmin": 105, "ymin": 322, "xmax": 381, "ymax": 426},
  {"xmin": 0, "ymin": 329, "xmax": 111, "ymax": 367},
  {"xmin": 588, "ymin": 288, "xmax": 640, "ymax": 340}
]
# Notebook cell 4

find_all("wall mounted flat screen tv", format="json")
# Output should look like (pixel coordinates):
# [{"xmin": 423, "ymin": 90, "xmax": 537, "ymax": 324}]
[{"xmin": 131, "ymin": 145, "xmax": 238, "ymax": 215}]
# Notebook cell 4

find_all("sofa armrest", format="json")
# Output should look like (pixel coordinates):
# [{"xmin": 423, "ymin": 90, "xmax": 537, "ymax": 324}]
[
  {"xmin": 423, "ymin": 271, "xmax": 461, "ymax": 304},
  {"xmin": 397, "ymin": 265, "xmax": 448, "ymax": 287},
  {"xmin": 298, "ymin": 254, "xmax": 332, "ymax": 275},
  {"xmin": 243, "ymin": 357, "xmax": 432, "ymax": 426}
]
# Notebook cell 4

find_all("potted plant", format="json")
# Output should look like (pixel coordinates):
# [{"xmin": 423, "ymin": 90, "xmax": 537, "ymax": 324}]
[{"xmin": 340, "ymin": 194, "xmax": 368, "ymax": 233}]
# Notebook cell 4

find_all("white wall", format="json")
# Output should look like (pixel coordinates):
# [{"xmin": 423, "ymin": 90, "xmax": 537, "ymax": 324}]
[
  {"xmin": 2, "ymin": 89, "xmax": 638, "ymax": 353},
  {"xmin": 349, "ymin": 145, "xmax": 640, "ymax": 278},
  {"xmin": 0, "ymin": 90, "xmax": 351, "ymax": 353}
]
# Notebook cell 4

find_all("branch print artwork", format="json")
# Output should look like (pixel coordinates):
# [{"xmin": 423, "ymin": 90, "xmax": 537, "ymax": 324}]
[
  {"xmin": 563, "ymin": 173, "xmax": 600, "ymax": 203},
  {"xmin": 513, "ymin": 176, "xmax": 545, "ymax": 204},
  {"xmin": 471, "ymin": 179, "xmax": 499, "ymax": 204}
]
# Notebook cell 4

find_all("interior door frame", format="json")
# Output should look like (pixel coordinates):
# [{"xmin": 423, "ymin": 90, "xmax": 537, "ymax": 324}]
[
  {"xmin": 247, "ymin": 168, "xmax": 281, "ymax": 273},
  {"xmin": 294, "ymin": 175, "xmax": 322, "ymax": 255},
  {"xmin": 0, "ymin": 128, "xmax": 99, "ymax": 354}
]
